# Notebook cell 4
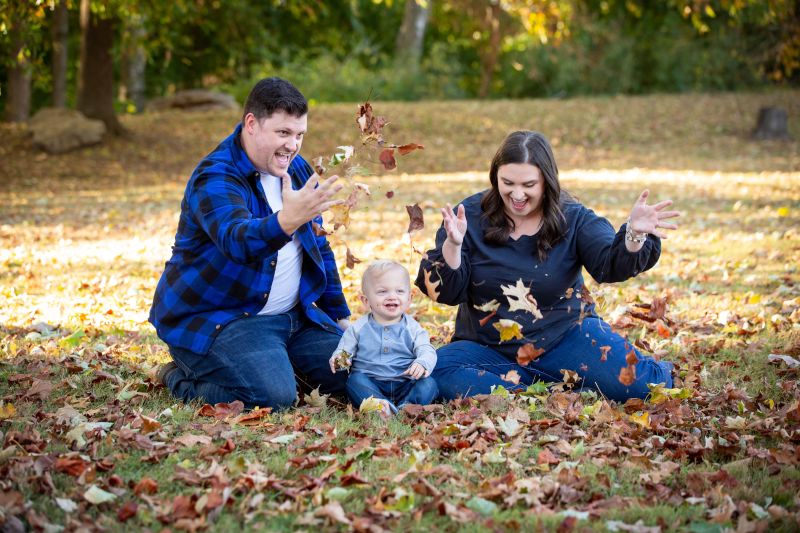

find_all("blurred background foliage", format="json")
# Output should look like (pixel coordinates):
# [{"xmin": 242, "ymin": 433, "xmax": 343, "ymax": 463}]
[{"xmin": 0, "ymin": 0, "xmax": 797, "ymax": 118}]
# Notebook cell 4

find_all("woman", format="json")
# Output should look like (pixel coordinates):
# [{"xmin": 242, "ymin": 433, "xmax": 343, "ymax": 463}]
[{"xmin": 415, "ymin": 131, "xmax": 679, "ymax": 402}]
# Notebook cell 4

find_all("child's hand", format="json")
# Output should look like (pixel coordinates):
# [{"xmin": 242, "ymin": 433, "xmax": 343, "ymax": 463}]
[
  {"xmin": 403, "ymin": 362, "xmax": 429, "ymax": 380},
  {"xmin": 329, "ymin": 351, "xmax": 352, "ymax": 373}
]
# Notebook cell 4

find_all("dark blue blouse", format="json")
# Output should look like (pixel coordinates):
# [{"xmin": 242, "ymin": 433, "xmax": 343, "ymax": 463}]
[{"xmin": 415, "ymin": 191, "xmax": 661, "ymax": 358}]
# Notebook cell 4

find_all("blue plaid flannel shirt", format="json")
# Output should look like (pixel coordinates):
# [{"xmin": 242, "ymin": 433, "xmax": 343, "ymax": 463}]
[{"xmin": 149, "ymin": 123, "xmax": 350, "ymax": 355}]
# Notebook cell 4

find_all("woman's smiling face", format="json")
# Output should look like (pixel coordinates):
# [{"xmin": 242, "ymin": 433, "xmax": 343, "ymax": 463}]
[{"xmin": 496, "ymin": 163, "xmax": 544, "ymax": 221}]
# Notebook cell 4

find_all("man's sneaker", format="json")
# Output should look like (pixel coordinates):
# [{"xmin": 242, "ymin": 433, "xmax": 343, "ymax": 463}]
[{"xmin": 155, "ymin": 361, "xmax": 178, "ymax": 386}]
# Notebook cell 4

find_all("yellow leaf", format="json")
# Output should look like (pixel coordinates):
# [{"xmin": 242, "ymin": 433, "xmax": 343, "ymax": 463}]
[
  {"xmin": 0, "ymin": 403, "xmax": 16, "ymax": 420},
  {"xmin": 493, "ymin": 319, "xmax": 523, "ymax": 342},
  {"xmin": 647, "ymin": 383, "xmax": 692, "ymax": 404},
  {"xmin": 359, "ymin": 396, "xmax": 385, "ymax": 414},
  {"xmin": 629, "ymin": 411, "xmax": 650, "ymax": 428}
]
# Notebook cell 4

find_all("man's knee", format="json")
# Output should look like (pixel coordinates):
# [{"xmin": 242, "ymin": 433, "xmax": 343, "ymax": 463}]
[{"xmin": 247, "ymin": 382, "xmax": 297, "ymax": 411}]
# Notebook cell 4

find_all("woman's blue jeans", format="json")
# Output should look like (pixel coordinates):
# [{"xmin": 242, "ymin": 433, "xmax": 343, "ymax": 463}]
[
  {"xmin": 432, "ymin": 317, "xmax": 674, "ymax": 402},
  {"xmin": 345, "ymin": 371, "xmax": 439, "ymax": 412},
  {"xmin": 165, "ymin": 308, "xmax": 346, "ymax": 410}
]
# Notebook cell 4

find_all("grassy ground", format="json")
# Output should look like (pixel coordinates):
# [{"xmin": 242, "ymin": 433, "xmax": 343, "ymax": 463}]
[{"xmin": 1, "ymin": 90, "xmax": 799, "ymax": 531}]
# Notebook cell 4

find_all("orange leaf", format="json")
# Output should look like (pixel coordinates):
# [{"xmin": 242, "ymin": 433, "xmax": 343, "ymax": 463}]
[
  {"xmin": 517, "ymin": 343, "xmax": 545, "ymax": 366},
  {"xmin": 599, "ymin": 345, "xmax": 611, "ymax": 362},
  {"xmin": 656, "ymin": 321, "xmax": 672, "ymax": 338},
  {"xmin": 500, "ymin": 369, "xmax": 521, "ymax": 385},
  {"xmin": 625, "ymin": 349, "xmax": 639, "ymax": 366},
  {"xmin": 398, "ymin": 143, "xmax": 424, "ymax": 155},
  {"xmin": 423, "ymin": 268, "xmax": 440, "ymax": 302},
  {"xmin": 618, "ymin": 365, "xmax": 636, "ymax": 386},
  {"xmin": 133, "ymin": 477, "xmax": 158, "ymax": 496}
]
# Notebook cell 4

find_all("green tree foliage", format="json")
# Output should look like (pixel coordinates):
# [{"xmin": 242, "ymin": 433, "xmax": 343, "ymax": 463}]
[{"xmin": 0, "ymin": 0, "xmax": 797, "ymax": 119}]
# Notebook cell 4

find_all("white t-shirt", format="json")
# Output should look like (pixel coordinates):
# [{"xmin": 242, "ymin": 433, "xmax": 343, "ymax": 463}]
[{"xmin": 258, "ymin": 173, "xmax": 302, "ymax": 315}]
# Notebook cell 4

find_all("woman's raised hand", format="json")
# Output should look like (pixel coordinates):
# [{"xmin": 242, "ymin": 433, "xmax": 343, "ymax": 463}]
[
  {"xmin": 442, "ymin": 203, "xmax": 468, "ymax": 245},
  {"xmin": 628, "ymin": 190, "xmax": 680, "ymax": 239}
]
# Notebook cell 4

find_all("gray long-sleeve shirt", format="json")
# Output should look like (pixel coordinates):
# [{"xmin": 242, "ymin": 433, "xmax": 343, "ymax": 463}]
[{"xmin": 333, "ymin": 313, "xmax": 437, "ymax": 381}]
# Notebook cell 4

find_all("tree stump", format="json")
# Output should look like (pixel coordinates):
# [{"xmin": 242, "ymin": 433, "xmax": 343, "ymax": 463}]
[{"xmin": 752, "ymin": 107, "xmax": 791, "ymax": 140}]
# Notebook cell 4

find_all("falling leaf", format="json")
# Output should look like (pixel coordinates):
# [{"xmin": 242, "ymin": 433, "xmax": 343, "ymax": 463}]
[
  {"xmin": 474, "ymin": 299, "xmax": 500, "ymax": 313},
  {"xmin": 312, "ymin": 156, "xmax": 326, "ymax": 175},
  {"xmin": 385, "ymin": 190, "xmax": 394, "ymax": 199},
  {"xmin": 493, "ymin": 319, "xmax": 523, "ymax": 342},
  {"xmin": 398, "ymin": 143, "xmax": 424, "ymax": 155},
  {"xmin": 517, "ymin": 343, "xmax": 545, "ymax": 366},
  {"xmin": 311, "ymin": 222, "xmax": 329, "ymax": 236},
  {"xmin": 475, "ymin": 300, "xmax": 500, "ymax": 327},
  {"xmin": 599, "ymin": 345, "xmax": 611, "ymax": 362},
  {"xmin": 84, "ymin": 485, "xmax": 117, "ymax": 505},
  {"xmin": 565, "ymin": 287, "xmax": 574, "ymax": 298},
  {"xmin": 422, "ymin": 268, "xmax": 440, "ymax": 302},
  {"xmin": 478, "ymin": 310, "xmax": 498, "ymax": 327},
  {"xmin": 329, "ymin": 203, "xmax": 351, "ymax": 230},
  {"xmin": 346, "ymin": 247, "xmax": 361, "ymax": 269},
  {"xmin": 500, "ymin": 370, "xmax": 521, "ymax": 385},
  {"xmin": 560, "ymin": 369, "xmax": 581, "ymax": 386},
  {"xmin": 618, "ymin": 365, "xmax": 636, "ymax": 386},
  {"xmin": 625, "ymin": 349, "xmax": 639, "ymax": 366},
  {"xmin": 655, "ymin": 321, "xmax": 671, "ymax": 338},
  {"xmin": 379, "ymin": 148, "xmax": 397, "ymax": 170},
  {"xmin": 330, "ymin": 145, "xmax": 354, "ymax": 166},
  {"xmin": 501, "ymin": 279, "xmax": 543, "ymax": 319},
  {"xmin": 406, "ymin": 203, "xmax": 424, "ymax": 233}
]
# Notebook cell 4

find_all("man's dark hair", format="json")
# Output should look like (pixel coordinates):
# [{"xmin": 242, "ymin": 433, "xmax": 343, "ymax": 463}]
[{"xmin": 242, "ymin": 77, "xmax": 308, "ymax": 123}]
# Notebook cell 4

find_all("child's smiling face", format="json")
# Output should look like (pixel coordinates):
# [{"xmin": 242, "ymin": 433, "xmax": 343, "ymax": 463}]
[{"xmin": 361, "ymin": 267, "xmax": 411, "ymax": 325}]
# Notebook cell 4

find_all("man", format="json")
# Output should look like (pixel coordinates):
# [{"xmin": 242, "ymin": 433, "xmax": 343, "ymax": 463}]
[{"xmin": 149, "ymin": 77, "xmax": 350, "ymax": 410}]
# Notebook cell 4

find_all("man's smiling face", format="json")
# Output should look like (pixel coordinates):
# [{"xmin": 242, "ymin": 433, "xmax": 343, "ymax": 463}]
[{"xmin": 243, "ymin": 110, "xmax": 307, "ymax": 176}]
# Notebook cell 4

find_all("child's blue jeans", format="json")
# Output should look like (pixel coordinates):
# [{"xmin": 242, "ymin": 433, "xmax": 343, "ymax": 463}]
[{"xmin": 345, "ymin": 372, "xmax": 439, "ymax": 412}]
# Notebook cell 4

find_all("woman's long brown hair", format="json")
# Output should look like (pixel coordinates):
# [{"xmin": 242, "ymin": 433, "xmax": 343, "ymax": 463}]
[{"xmin": 480, "ymin": 131, "xmax": 572, "ymax": 260}]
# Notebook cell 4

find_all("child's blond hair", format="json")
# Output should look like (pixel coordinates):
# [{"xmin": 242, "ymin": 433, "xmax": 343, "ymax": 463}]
[{"xmin": 362, "ymin": 260, "xmax": 410, "ymax": 292}]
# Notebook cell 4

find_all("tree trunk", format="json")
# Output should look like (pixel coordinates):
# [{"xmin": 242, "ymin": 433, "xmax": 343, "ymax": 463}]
[
  {"xmin": 77, "ymin": 0, "xmax": 124, "ymax": 134},
  {"xmin": 395, "ymin": 0, "xmax": 431, "ymax": 68},
  {"xmin": 51, "ymin": 0, "xmax": 69, "ymax": 108},
  {"xmin": 120, "ymin": 14, "xmax": 147, "ymax": 113},
  {"xmin": 5, "ymin": 17, "xmax": 31, "ymax": 122},
  {"xmin": 478, "ymin": 2, "xmax": 502, "ymax": 99}
]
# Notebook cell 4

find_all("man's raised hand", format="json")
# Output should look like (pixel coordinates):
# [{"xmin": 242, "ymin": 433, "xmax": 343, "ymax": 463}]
[{"xmin": 277, "ymin": 173, "xmax": 344, "ymax": 235}]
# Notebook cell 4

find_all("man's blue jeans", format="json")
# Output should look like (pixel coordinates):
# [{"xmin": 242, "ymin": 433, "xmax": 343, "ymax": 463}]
[
  {"xmin": 165, "ymin": 308, "xmax": 346, "ymax": 410},
  {"xmin": 432, "ymin": 317, "xmax": 674, "ymax": 402},
  {"xmin": 345, "ymin": 371, "xmax": 438, "ymax": 412}
]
